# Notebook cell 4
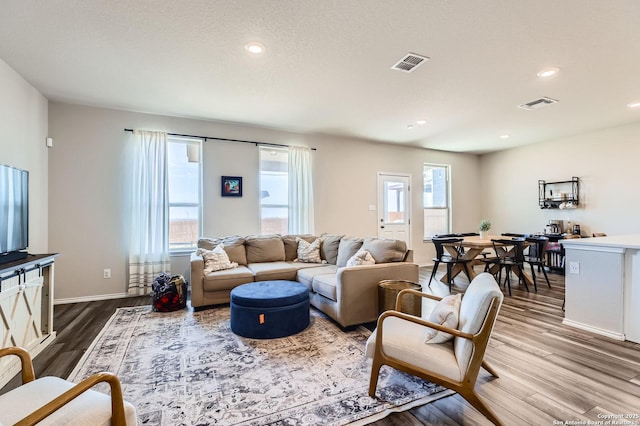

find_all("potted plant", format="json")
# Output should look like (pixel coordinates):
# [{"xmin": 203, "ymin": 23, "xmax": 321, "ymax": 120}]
[{"xmin": 478, "ymin": 219, "xmax": 491, "ymax": 239}]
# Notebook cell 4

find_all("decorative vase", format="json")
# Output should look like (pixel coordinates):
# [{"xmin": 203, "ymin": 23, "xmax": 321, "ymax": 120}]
[{"xmin": 479, "ymin": 230, "xmax": 487, "ymax": 239}]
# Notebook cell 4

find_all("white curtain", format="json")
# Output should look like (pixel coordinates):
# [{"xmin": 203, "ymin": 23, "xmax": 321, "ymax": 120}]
[
  {"xmin": 128, "ymin": 130, "xmax": 170, "ymax": 295},
  {"xmin": 288, "ymin": 146, "xmax": 315, "ymax": 234}
]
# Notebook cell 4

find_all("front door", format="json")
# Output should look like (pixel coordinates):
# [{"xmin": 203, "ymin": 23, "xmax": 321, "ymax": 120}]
[{"xmin": 377, "ymin": 173, "xmax": 411, "ymax": 247}]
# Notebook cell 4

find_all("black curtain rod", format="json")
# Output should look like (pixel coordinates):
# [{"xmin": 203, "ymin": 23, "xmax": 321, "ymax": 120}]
[{"xmin": 124, "ymin": 128, "xmax": 316, "ymax": 150}]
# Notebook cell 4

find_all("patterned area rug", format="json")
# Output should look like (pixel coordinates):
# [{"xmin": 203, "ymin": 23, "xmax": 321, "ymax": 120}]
[{"xmin": 69, "ymin": 306, "xmax": 453, "ymax": 425}]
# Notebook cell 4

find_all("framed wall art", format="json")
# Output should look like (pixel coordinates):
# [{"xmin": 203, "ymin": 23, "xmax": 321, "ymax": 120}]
[{"xmin": 221, "ymin": 176, "xmax": 243, "ymax": 197}]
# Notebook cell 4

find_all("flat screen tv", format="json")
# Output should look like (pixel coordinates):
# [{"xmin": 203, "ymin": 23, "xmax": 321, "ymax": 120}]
[{"xmin": 0, "ymin": 163, "xmax": 29, "ymax": 264}]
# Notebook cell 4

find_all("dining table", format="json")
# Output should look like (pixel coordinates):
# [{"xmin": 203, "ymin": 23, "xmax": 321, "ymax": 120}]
[{"xmin": 440, "ymin": 234, "xmax": 535, "ymax": 289}]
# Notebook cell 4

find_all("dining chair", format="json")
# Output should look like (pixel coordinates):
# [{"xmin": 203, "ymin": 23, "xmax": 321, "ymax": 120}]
[
  {"xmin": 0, "ymin": 346, "xmax": 137, "ymax": 425},
  {"xmin": 491, "ymin": 238, "xmax": 528, "ymax": 296},
  {"xmin": 366, "ymin": 272, "xmax": 505, "ymax": 425},
  {"xmin": 524, "ymin": 236, "xmax": 551, "ymax": 291},
  {"xmin": 428, "ymin": 237, "xmax": 473, "ymax": 290}
]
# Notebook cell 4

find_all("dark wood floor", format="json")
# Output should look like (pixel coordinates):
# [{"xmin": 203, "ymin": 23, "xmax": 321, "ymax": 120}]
[{"xmin": 3, "ymin": 268, "xmax": 640, "ymax": 425}]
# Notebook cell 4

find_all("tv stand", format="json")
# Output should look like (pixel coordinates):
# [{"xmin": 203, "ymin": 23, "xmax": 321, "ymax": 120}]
[
  {"xmin": 0, "ymin": 253, "xmax": 59, "ymax": 388},
  {"xmin": 0, "ymin": 250, "xmax": 29, "ymax": 265}
]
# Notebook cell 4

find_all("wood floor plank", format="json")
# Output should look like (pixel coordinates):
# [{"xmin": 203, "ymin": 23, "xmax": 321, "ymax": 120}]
[{"xmin": 2, "ymin": 268, "xmax": 640, "ymax": 425}]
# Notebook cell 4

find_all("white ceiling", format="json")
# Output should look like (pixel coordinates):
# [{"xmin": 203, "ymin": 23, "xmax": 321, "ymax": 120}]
[{"xmin": 2, "ymin": 1, "xmax": 640, "ymax": 153}]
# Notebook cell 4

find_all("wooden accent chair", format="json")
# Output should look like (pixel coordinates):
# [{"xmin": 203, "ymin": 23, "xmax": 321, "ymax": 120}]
[
  {"xmin": 366, "ymin": 273, "xmax": 505, "ymax": 425},
  {"xmin": 0, "ymin": 347, "xmax": 137, "ymax": 425}
]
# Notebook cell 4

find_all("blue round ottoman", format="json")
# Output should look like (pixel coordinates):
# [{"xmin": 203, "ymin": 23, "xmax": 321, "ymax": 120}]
[{"xmin": 230, "ymin": 280, "xmax": 310, "ymax": 339}]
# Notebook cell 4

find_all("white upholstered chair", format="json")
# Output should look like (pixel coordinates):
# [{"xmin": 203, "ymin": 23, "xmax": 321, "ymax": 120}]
[
  {"xmin": 366, "ymin": 272, "xmax": 504, "ymax": 425},
  {"xmin": 0, "ymin": 346, "xmax": 137, "ymax": 425}
]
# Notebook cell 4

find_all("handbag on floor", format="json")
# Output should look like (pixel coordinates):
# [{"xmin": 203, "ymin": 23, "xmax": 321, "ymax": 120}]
[{"xmin": 151, "ymin": 273, "xmax": 188, "ymax": 312}]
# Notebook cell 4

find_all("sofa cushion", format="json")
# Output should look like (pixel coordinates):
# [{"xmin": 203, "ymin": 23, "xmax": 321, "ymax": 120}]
[
  {"xmin": 202, "ymin": 266, "xmax": 254, "ymax": 292},
  {"xmin": 312, "ymin": 274, "xmax": 338, "ymax": 302},
  {"xmin": 296, "ymin": 237, "xmax": 324, "ymax": 263},
  {"xmin": 336, "ymin": 237, "xmax": 364, "ymax": 267},
  {"xmin": 196, "ymin": 244, "xmax": 238, "ymax": 274},
  {"xmin": 283, "ymin": 234, "xmax": 317, "ymax": 261},
  {"xmin": 319, "ymin": 234, "xmax": 343, "ymax": 265},
  {"xmin": 248, "ymin": 261, "xmax": 298, "ymax": 281},
  {"xmin": 245, "ymin": 235, "xmax": 286, "ymax": 263},
  {"xmin": 346, "ymin": 249, "xmax": 376, "ymax": 267},
  {"xmin": 198, "ymin": 236, "xmax": 247, "ymax": 265},
  {"xmin": 361, "ymin": 238, "xmax": 407, "ymax": 263},
  {"xmin": 296, "ymin": 265, "xmax": 339, "ymax": 289}
]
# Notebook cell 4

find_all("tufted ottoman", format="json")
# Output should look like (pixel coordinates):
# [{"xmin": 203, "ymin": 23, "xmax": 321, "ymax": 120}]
[{"xmin": 230, "ymin": 280, "xmax": 310, "ymax": 339}]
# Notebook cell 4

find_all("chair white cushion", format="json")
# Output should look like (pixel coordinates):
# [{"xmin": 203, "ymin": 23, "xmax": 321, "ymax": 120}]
[
  {"xmin": 366, "ymin": 316, "xmax": 462, "ymax": 382},
  {"xmin": 454, "ymin": 272, "xmax": 503, "ymax": 376},
  {"xmin": 0, "ymin": 376, "xmax": 137, "ymax": 425},
  {"xmin": 424, "ymin": 293, "xmax": 462, "ymax": 344}
]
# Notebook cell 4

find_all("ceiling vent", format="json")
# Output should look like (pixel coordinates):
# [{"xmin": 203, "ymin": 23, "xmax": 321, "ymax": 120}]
[
  {"xmin": 518, "ymin": 97, "xmax": 559, "ymax": 110},
  {"xmin": 391, "ymin": 53, "xmax": 429, "ymax": 73}
]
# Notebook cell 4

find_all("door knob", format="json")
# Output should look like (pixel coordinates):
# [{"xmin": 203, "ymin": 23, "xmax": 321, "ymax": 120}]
[{"xmin": 380, "ymin": 225, "xmax": 385, "ymax": 228}]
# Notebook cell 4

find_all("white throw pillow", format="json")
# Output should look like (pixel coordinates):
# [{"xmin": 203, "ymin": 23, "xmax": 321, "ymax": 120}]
[
  {"xmin": 296, "ymin": 237, "xmax": 324, "ymax": 263},
  {"xmin": 196, "ymin": 244, "xmax": 238, "ymax": 274},
  {"xmin": 346, "ymin": 249, "xmax": 376, "ymax": 267},
  {"xmin": 424, "ymin": 293, "xmax": 462, "ymax": 344}
]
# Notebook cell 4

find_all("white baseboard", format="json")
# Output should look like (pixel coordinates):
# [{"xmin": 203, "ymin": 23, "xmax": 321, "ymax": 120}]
[
  {"xmin": 562, "ymin": 318, "xmax": 626, "ymax": 341},
  {"xmin": 54, "ymin": 292, "xmax": 136, "ymax": 305}
]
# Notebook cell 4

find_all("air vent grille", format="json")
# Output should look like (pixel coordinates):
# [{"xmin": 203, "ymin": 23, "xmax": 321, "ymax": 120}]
[
  {"xmin": 518, "ymin": 97, "xmax": 559, "ymax": 110},
  {"xmin": 391, "ymin": 53, "xmax": 429, "ymax": 73}
]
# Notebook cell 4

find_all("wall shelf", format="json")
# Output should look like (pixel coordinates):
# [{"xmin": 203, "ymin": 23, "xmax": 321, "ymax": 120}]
[{"xmin": 538, "ymin": 177, "xmax": 579, "ymax": 209}]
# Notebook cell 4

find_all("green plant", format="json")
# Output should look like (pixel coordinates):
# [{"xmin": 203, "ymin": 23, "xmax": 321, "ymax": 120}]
[{"xmin": 478, "ymin": 219, "xmax": 492, "ymax": 232}]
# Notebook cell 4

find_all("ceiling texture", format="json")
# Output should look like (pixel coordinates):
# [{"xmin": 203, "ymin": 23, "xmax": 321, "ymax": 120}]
[{"xmin": 1, "ymin": 0, "xmax": 640, "ymax": 153}]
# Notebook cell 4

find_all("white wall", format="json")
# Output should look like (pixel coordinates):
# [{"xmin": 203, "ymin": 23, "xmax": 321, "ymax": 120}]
[
  {"xmin": 480, "ymin": 120, "xmax": 640, "ymax": 236},
  {"xmin": 0, "ymin": 58, "xmax": 48, "ymax": 254},
  {"xmin": 48, "ymin": 102, "xmax": 482, "ymax": 301}
]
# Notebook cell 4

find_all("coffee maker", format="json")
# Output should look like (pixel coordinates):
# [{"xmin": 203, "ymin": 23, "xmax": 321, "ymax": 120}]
[{"xmin": 545, "ymin": 220, "xmax": 562, "ymax": 235}]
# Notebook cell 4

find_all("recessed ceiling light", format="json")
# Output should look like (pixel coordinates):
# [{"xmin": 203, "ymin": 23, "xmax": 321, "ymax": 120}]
[
  {"xmin": 500, "ymin": 134, "xmax": 510, "ymax": 139},
  {"xmin": 537, "ymin": 67, "xmax": 559, "ymax": 78},
  {"xmin": 627, "ymin": 101, "xmax": 640, "ymax": 109},
  {"xmin": 244, "ymin": 42, "xmax": 265, "ymax": 55},
  {"xmin": 416, "ymin": 119, "xmax": 427, "ymax": 125}
]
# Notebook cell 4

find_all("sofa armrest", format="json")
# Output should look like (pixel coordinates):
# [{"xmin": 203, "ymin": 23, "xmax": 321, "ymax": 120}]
[
  {"xmin": 335, "ymin": 262, "xmax": 419, "ymax": 326},
  {"xmin": 190, "ymin": 252, "xmax": 205, "ymax": 307}
]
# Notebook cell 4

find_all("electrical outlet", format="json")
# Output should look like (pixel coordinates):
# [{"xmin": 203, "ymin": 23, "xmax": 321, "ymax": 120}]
[
  {"xmin": 568, "ymin": 261, "xmax": 580, "ymax": 275},
  {"xmin": 103, "ymin": 269, "xmax": 111, "ymax": 279}
]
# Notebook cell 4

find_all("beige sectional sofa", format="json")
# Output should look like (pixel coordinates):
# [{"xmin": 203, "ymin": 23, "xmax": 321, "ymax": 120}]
[{"xmin": 190, "ymin": 234, "xmax": 419, "ymax": 327}]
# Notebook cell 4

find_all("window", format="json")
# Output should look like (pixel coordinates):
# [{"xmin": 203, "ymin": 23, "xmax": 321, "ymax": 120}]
[
  {"xmin": 259, "ymin": 147, "xmax": 288, "ymax": 234},
  {"xmin": 167, "ymin": 137, "xmax": 202, "ymax": 251},
  {"xmin": 423, "ymin": 164, "xmax": 450, "ymax": 239}
]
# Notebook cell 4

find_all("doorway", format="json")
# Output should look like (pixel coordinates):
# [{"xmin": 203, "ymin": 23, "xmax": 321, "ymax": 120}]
[{"xmin": 377, "ymin": 173, "xmax": 411, "ymax": 247}]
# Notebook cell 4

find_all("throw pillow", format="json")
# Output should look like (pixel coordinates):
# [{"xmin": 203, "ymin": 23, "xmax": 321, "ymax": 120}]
[
  {"xmin": 345, "ymin": 249, "xmax": 376, "ymax": 267},
  {"xmin": 424, "ymin": 293, "xmax": 462, "ymax": 344},
  {"xmin": 196, "ymin": 243, "xmax": 238, "ymax": 274},
  {"xmin": 295, "ymin": 237, "xmax": 324, "ymax": 263}
]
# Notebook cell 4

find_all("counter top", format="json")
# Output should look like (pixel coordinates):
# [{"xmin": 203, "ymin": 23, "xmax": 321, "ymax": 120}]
[{"xmin": 561, "ymin": 234, "xmax": 640, "ymax": 250}]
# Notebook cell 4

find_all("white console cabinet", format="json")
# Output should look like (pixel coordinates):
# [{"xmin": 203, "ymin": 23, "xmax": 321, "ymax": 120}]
[{"xmin": 0, "ymin": 253, "xmax": 58, "ymax": 388}]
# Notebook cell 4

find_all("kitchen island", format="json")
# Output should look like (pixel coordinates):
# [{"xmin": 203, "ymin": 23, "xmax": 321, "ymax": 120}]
[{"xmin": 562, "ymin": 235, "xmax": 640, "ymax": 343}]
